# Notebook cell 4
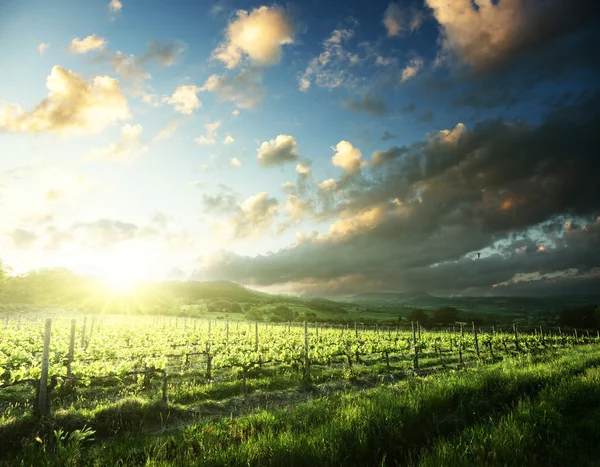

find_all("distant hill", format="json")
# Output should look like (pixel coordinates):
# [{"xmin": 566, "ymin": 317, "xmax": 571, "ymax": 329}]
[
  {"xmin": 136, "ymin": 280, "xmax": 268, "ymax": 303},
  {"xmin": 349, "ymin": 291, "xmax": 439, "ymax": 306}
]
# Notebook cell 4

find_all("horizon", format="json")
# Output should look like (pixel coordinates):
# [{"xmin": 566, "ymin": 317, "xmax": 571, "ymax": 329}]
[{"xmin": 1, "ymin": 0, "xmax": 599, "ymax": 297}]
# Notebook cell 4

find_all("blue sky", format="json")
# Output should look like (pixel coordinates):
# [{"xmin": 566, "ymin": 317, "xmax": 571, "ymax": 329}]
[{"xmin": 1, "ymin": 0, "xmax": 599, "ymax": 295}]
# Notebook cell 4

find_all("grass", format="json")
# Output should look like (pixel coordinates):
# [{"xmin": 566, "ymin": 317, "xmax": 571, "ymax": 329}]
[{"xmin": 4, "ymin": 345, "xmax": 600, "ymax": 466}]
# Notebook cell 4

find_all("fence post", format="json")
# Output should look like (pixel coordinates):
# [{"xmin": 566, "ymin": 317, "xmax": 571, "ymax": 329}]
[
  {"xmin": 67, "ymin": 319, "xmax": 76, "ymax": 377},
  {"xmin": 513, "ymin": 323, "xmax": 519, "ymax": 351},
  {"xmin": 354, "ymin": 321, "xmax": 358, "ymax": 338},
  {"xmin": 412, "ymin": 321, "xmax": 418, "ymax": 370},
  {"xmin": 473, "ymin": 322, "xmax": 480, "ymax": 359},
  {"xmin": 38, "ymin": 318, "xmax": 52, "ymax": 416},
  {"xmin": 304, "ymin": 321, "xmax": 310, "ymax": 381},
  {"xmin": 226, "ymin": 321, "xmax": 229, "ymax": 341},
  {"xmin": 418, "ymin": 321, "xmax": 421, "ymax": 340},
  {"xmin": 80, "ymin": 316, "xmax": 87, "ymax": 349},
  {"xmin": 255, "ymin": 321, "xmax": 259, "ymax": 351}
]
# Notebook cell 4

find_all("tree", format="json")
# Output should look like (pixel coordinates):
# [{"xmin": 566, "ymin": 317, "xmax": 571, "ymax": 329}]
[
  {"xmin": 558, "ymin": 305, "xmax": 599, "ymax": 329},
  {"xmin": 270, "ymin": 305, "xmax": 298, "ymax": 322},
  {"xmin": 245, "ymin": 308, "xmax": 264, "ymax": 321},
  {"xmin": 433, "ymin": 306, "xmax": 459, "ymax": 324},
  {"xmin": 407, "ymin": 308, "xmax": 429, "ymax": 324}
]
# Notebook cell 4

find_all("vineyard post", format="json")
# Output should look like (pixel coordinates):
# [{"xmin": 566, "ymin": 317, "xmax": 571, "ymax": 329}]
[
  {"xmin": 513, "ymin": 324, "xmax": 519, "ymax": 351},
  {"xmin": 355, "ymin": 321, "xmax": 358, "ymax": 339},
  {"xmin": 4, "ymin": 315, "xmax": 7, "ymax": 328},
  {"xmin": 184, "ymin": 318, "xmax": 187, "ymax": 330},
  {"xmin": 418, "ymin": 322, "xmax": 421, "ymax": 340},
  {"xmin": 67, "ymin": 319, "xmax": 76, "ymax": 377},
  {"xmin": 81, "ymin": 316, "xmax": 87, "ymax": 349},
  {"xmin": 412, "ymin": 321, "xmax": 418, "ymax": 370},
  {"xmin": 176, "ymin": 317, "xmax": 178, "ymax": 328},
  {"xmin": 208, "ymin": 320, "xmax": 212, "ymax": 338},
  {"xmin": 574, "ymin": 329, "xmax": 578, "ymax": 338},
  {"xmin": 38, "ymin": 318, "xmax": 52, "ymax": 416},
  {"xmin": 226, "ymin": 321, "xmax": 229, "ymax": 340},
  {"xmin": 597, "ymin": 331, "xmax": 599, "ymax": 339},
  {"xmin": 492, "ymin": 326, "xmax": 495, "ymax": 335},
  {"xmin": 388, "ymin": 326, "xmax": 390, "ymax": 338},
  {"xmin": 375, "ymin": 324, "xmax": 378, "ymax": 334},
  {"xmin": 316, "ymin": 322, "xmax": 319, "ymax": 339},
  {"xmin": 540, "ymin": 326, "xmax": 545, "ymax": 345},
  {"xmin": 194, "ymin": 319, "xmax": 197, "ymax": 332},
  {"xmin": 473, "ymin": 322, "xmax": 480, "ymax": 359},
  {"xmin": 304, "ymin": 321, "xmax": 310, "ymax": 381},
  {"xmin": 558, "ymin": 326, "xmax": 562, "ymax": 336},
  {"xmin": 255, "ymin": 321, "xmax": 259, "ymax": 351},
  {"xmin": 17, "ymin": 315, "xmax": 21, "ymax": 329},
  {"xmin": 586, "ymin": 330, "xmax": 590, "ymax": 338},
  {"xmin": 87, "ymin": 317, "xmax": 95, "ymax": 350}
]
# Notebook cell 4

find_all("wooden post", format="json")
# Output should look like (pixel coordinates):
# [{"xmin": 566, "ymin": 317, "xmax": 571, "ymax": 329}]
[
  {"xmin": 574, "ymin": 329, "xmax": 578, "ymax": 338},
  {"xmin": 473, "ymin": 322, "xmax": 480, "ymax": 359},
  {"xmin": 226, "ymin": 321, "xmax": 229, "ymax": 341},
  {"xmin": 86, "ymin": 317, "xmax": 95, "ymax": 350},
  {"xmin": 4, "ymin": 316, "xmax": 8, "ymax": 328},
  {"xmin": 388, "ymin": 326, "xmax": 391, "ymax": 338},
  {"xmin": 418, "ymin": 322, "xmax": 421, "ymax": 340},
  {"xmin": 81, "ymin": 316, "xmax": 87, "ymax": 349},
  {"xmin": 255, "ymin": 321, "xmax": 259, "ymax": 351},
  {"xmin": 513, "ymin": 323, "xmax": 519, "ymax": 351},
  {"xmin": 540, "ymin": 326, "xmax": 544, "ymax": 345},
  {"xmin": 67, "ymin": 319, "xmax": 76, "ymax": 377},
  {"xmin": 355, "ymin": 321, "xmax": 358, "ymax": 339},
  {"xmin": 38, "ymin": 318, "xmax": 52, "ymax": 416},
  {"xmin": 412, "ymin": 321, "xmax": 418, "ymax": 370},
  {"xmin": 184, "ymin": 318, "xmax": 187, "ymax": 330},
  {"xmin": 208, "ymin": 320, "xmax": 211, "ymax": 338},
  {"xmin": 304, "ymin": 321, "xmax": 310, "ymax": 380},
  {"xmin": 316, "ymin": 322, "xmax": 319, "ymax": 339},
  {"xmin": 194, "ymin": 319, "xmax": 197, "ymax": 332}
]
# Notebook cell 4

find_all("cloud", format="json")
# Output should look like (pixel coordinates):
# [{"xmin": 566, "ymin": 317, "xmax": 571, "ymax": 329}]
[
  {"xmin": 400, "ymin": 56, "xmax": 423, "ymax": 82},
  {"xmin": 383, "ymin": 2, "xmax": 424, "ymax": 37},
  {"xmin": 212, "ymin": 5, "xmax": 294, "ymax": 69},
  {"xmin": 142, "ymin": 41, "xmax": 186, "ymax": 66},
  {"xmin": 383, "ymin": 2, "xmax": 403, "ymax": 37},
  {"xmin": 370, "ymin": 146, "xmax": 407, "ymax": 168},
  {"xmin": 426, "ymin": 0, "xmax": 597, "ymax": 73},
  {"xmin": 232, "ymin": 109, "xmax": 240, "ymax": 117},
  {"xmin": 296, "ymin": 164, "xmax": 311, "ymax": 176},
  {"xmin": 203, "ymin": 188, "xmax": 280, "ymax": 238},
  {"xmin": 153, "ymin": 121, "xmax": 178, "ymax": 141},
  {"xmin": 224, "ymin": 135, "xmax": 235, "ymax": 144},
  {"xmin": 194, "ymin": 121, "xmax": 221, "ymax": 146},
  {"xmin": 0, "ymin": 66, "xmax": 130, "ymax": 135},
  {"xmin": 381, "ymin": 131, "xmax": 398, "ymax": 141},
  {"xmin": 194, "ymin": 93, "xmax": 600, "ymax": 295},
  {"xmin": 6, "ymin": 228, "xmax": 37, "ymax": 249},
  {"xmin": 163, "ymin": 85, "xmax": 201, "ymax": 115},
  {"xmin": 332, "ymin": 141, "xmax": 366, "ymax": 173},
  {"xmin": 299, "ymin": 28, "xmax": 360, "ymax": 91},
  {"xmin": 342, "ymin": 93, "xmax": 388, "ymax": 117},
  {"xmin": 418, "ymin": 109, "xmax": 434, "ymax": 122},
  {"xmin": 84, "ymin": 123, "xmax": 148, "ymax": 164},
  {"xmin": 69, "ymin": 35, "xmax": 107, "ymax": 54},
  {"xmin": 200, "ymin": 68, "xmax": 265, "ymax": 109},
  {"xmin": 230, "ymin": 157, "xmax": 242, "ymax": 167},
  {"xmin": 38, "ymin": 43, "xmax": 49, "ymax": 55},
  {"xmin": 257, "ymin": 134, "xmax": 300, "ymax": 167},
  {"xmin": 109, "ymin": 0, "xmax": 122, "ymax": 13}
]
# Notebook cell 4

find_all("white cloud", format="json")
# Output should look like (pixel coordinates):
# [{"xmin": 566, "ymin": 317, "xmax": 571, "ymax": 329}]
[
  {"xmin": 200, "ymin": 69, "xmax": 265, "ymax": 109},
  {"xmin": 318, "ymin": 178, "xmax": 337, "ymax": 190},
  {"xmin": 332, "ymin": 141, "xmax": 366, "ymax": 173},
  {"xmin": 257, "ymin": 134, "xmax": 299, "ymax": 167},
  {"xmin": 163, "ymin": 85, "xmax": 201, "ymax": 115},
  {"xmin": 69, "ymin": 35, "xmax": 107, "ymax": 54},
  {"xmin": 84, "ymin": 123, "xmax": 148, "ymax": 164},
  {"xmin": 109, "ymin": 0, "xmax": 122, "ymax": 12},
  {"xmin": 153, "ymin": 121, "xmax": 178, "ymax": 141},
  {"xmin": 296, "ymin": 164, "xmax": 311, "ymax": 176},
  {"xmin": 224, "ymin": 135, "xmax": 235, "ymax": 144},
  {"xmin": 233, "ymin": 192, "xmax": 280, "ymax": 238},
  {"xmin": 194, "ymin": 121, "xmax": 221, "ymax": 146},
  {"xmin": 212, "ymin": 6, "xmax": 294, "ymax": 69},
  {"xmin": 299, "ymin": 28, "xmax": 359, "ymax": 91},
  {"xmin": 232, "ymin": 109, "xmax": 240, "ymax": 117},
  {"xmin": 0, "ymin": 66, "xmax": 130, "ymax": 135},
  {"xmin": 38, "ymin": 43, "xmax": 49, "ymax": 55},
  {"xmin": 230, "ymin": 157, "xmax": 242, "ymax": 167},
  {"xmin": 383, "ymin": 2, "xmax": 403, "ymax": 37},
  {"xmin": 400, "ymin": 56, "xmax": 423, "ymax": 82}
]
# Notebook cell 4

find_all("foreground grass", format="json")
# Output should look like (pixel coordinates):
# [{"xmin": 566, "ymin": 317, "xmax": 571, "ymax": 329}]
[{"xmin": 4, "ymin": 346, "xmax": 600, "ymax": 466}]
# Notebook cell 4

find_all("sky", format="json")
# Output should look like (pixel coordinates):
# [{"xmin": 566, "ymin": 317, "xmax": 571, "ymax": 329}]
[{"xmin": 0, "ymin": 0, "xmax": 599, "ymax": 296}]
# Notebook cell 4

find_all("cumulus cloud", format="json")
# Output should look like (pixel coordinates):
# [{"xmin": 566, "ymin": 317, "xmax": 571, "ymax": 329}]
[
  {"xmin": 232, "ymin": 109, "xmax": 240, "ymax": 117},
  {"xmin": 200, "ymin": 68, "xmax": 265, "ymax": 109},
  {"xmin": 224, "ymin": 135, "xmax": 235, "ymax": 144},
  {"xmin": 230, "ymin": 157, "xmax": 242, "ymax": 167},
  {"xmin": 257, "ymin": 134, "xmax": 300, "ymax": 167},
  {"xmin": 109, "ymin": 0, "xmax": 122, "ymax": 12},
  {"xmin": 332, "ymin": 141, "xmax": 366, "ymax": 173},
  {"xmin": 69, "ymin": 35, "xmax": 107, "ymax": 54},
  {"xmin": 212, "ymin": 5, "xmax": 294, "ymax": 69},
  {"xmin": 342, "ymin": 93, "xmax": 388, "ymax": 116},
  {"xmin": 194, "ymin": 93, "xmax": 600, "ymax": 295},
  {"xmin": 194, "ymin": 121, "xmax": 221, "ymax": 146},
  {"xmin": 0, "ymin": 66, "xmax": 130, "ymax": 135},
  {"xmin": 153, "ymin": 121, "xmax": 178, "ymax": 141},
  {"xmin": 38, "ymin": 43, "xmax": 49, "ymax": 55},
  {"xmin": 383, "ymin": 2, "xmax": 424, "ymax": 37},
  {"xmin": 400, "ymin": 56, "xmax": 423, "ymax": 82},
  {"xmin": 426, "ymin": 0, "xmax": 596, "ymax": 73},
  {"xmin": 162, "ymin": 85, "xmax": 201, "ymax": 115},
  {"xmin": 84, "ymin": 123, "xmax": 148, "ymax": 164},
  {"xmin": 299, "ymin": 28, "xmax": 360, "ymax": 91}
]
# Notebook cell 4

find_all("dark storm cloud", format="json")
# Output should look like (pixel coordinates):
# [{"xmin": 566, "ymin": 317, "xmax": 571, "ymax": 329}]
[
  {"xmin": 342, "ymin": 94, "xmax": 389, "ymax": 117},
  {"xmin": 196, "ymin": 93, "xmax": 600, "ymax": 295}
]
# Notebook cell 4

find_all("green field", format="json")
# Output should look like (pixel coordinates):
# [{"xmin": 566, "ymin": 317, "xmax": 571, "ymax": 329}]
[{"xmin": 1, "ymin": 310, "xmax": 600, "ymax": 466}]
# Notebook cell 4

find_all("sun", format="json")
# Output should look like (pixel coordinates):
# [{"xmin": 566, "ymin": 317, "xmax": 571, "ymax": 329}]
[
  {"xmin": 100, "ymin": 268, "xmax": 139, "ymax": 291},
  {"xmin": 96, "ymin": 250, "xmax": 150, "ymax": 292}
]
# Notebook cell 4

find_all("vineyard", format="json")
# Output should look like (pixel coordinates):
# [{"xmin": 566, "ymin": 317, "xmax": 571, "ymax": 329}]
[{"xmin": 2, "ymin": 313, "xmax": 599, "ymax": 419}]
